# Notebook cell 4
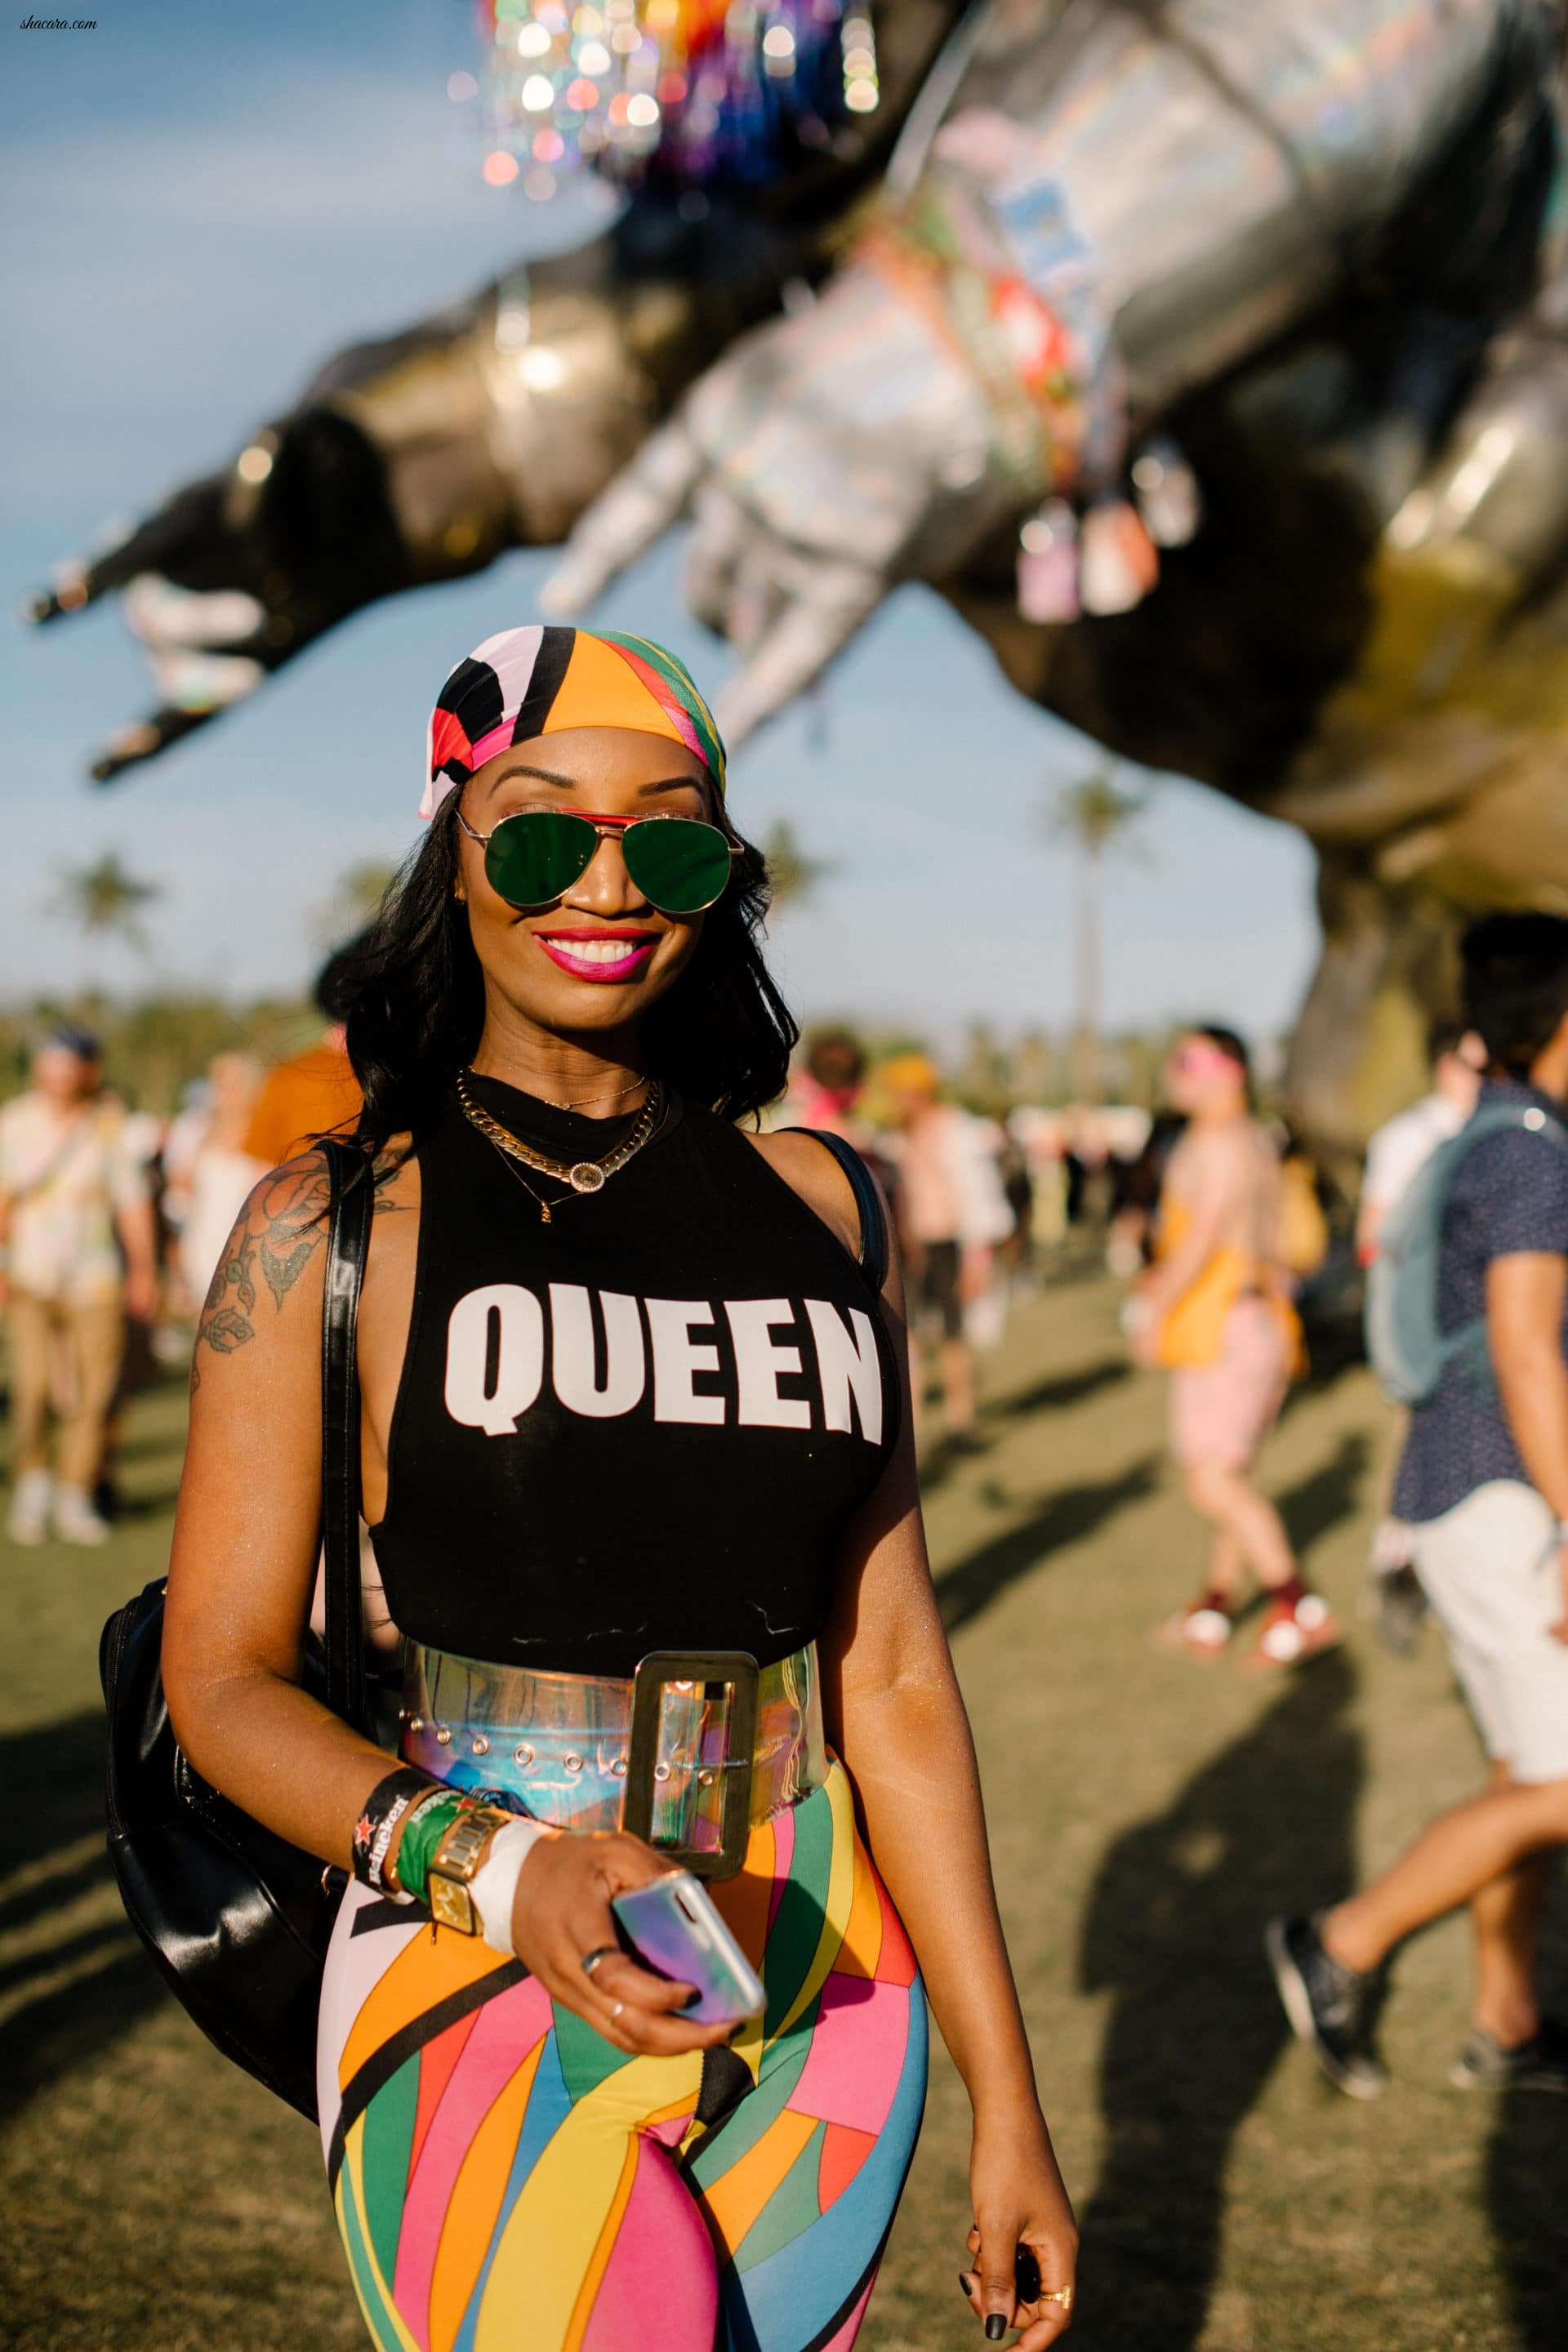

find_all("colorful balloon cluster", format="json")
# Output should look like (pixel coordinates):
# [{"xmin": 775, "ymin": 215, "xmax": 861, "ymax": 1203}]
[{"xmin": 475, "ymin": 0, "xmax": 879, "ymax": 195}]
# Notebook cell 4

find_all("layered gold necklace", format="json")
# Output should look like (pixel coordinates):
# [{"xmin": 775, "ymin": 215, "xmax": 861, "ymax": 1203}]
[{"xmin": 455, "ymin": 1068, "xmax": 663, "ymax": 1225}]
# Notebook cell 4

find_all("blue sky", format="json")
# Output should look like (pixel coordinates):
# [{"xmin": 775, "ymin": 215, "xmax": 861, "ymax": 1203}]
[{"xmin": 1, "ymin": 0, "xmax": 1319, "ymax": 1046}]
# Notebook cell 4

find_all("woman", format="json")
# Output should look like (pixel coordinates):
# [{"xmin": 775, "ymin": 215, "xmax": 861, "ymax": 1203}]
[
  {"xmin": 1132, "ymin": 1027, "xmax": 1336, "ymax": 1670},
  {"xmin": 163, "ymin": 625, "xmax": 1076, "ymax": 2352}
]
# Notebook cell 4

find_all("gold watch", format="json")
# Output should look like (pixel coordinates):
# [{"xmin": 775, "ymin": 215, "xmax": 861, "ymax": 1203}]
[{"xmin": 426, "ymin": 1803, "xmax": 515, "ymax": 1934}]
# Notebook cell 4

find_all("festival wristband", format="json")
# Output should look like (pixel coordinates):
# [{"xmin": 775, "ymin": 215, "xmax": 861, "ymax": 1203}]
[
  {"xmin": 426, "ymin": 1803, "xmax": 521, "ymax": 1936},
  {"xmin": 384, "ymin": 1784, "xmax": 457, "ymax": 1894},
  {"xmin": 469, "ymin": 1818, "xmax": 553, "ymax": 1954},
  {"xmin": 350, "ymin": 1766, "xmax": 440, "ymax": 1899},
  {"xmin": 390, "ymin": 1791, "xmax": 474, "ymax": 1906}
]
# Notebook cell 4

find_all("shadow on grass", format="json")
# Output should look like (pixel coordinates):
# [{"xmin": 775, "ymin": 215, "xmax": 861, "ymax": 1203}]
[
  {"xmin": 935, "ymin": 1457, "xmax": 1161, "ymax": 1637},
  {"xmin": 0, "ymin": 1708, "xmax": 166, "ymax": 2123},
  {"xmin": 1276, "ymin": 1429, "xmax": 1372, "ymax": 1559},
  {"xmin": 984, "ymin": 1357, "xmax": 1131, "ymax": 1425},
  {"xmin": 1072, "ymin": 1649, "xmax": 1362, "ymax": 2352},
  {"xmin": 1486, "ymin": 1862, "xmax": 1568, "ymax": 2349}
]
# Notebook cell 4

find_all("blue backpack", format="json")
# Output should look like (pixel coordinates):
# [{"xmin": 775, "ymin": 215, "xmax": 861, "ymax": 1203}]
[{"xmin": 1365, "ymin": 1102, "xmax": 1568, "ymax": 1407}]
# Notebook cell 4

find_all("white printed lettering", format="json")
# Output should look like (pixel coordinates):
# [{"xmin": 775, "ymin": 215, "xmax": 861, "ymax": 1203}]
[
  {"xmin": 444, "ymin": 1284, "xmax": 545, "ymax": 1435},
  {"xmin": 804, "ymin": 1298, "xmax": 883, "ymax": 1445},
  {"xmin": 645, "ymin": 1298, "xmax": 726, "ymax": 1425},
  {"xmin": 725, "ymin": 1298, "xmax": 811, "ymax": 1428},
  {"xmin": 550, "ymin": 1285, "xmax": 645, "ymax": 1417}
]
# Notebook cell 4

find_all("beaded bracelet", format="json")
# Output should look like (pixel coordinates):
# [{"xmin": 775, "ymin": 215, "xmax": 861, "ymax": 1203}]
[
  {"xmin": 350, "ymin": 1766, "xmax": 441, "ymax": 1895},
  {"xmin": 391, "ymin": 1790, "xmax": 474, "ymax": 1906}
]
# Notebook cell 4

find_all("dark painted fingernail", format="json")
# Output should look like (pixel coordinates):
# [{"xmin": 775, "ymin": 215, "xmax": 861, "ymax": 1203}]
[
  {"xmin": 985, "ymin": 2319, "xmax": 1006, "ymax": 2342},
  {"xmin": 958, "ymin": 2274, "xmax": 973, "ymax": 2301}
]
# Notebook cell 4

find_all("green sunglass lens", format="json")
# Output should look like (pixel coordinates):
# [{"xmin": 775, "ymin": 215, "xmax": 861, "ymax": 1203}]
[
  {"xmin": 484, "ymin": 812, "xmax": 598, "ymax": 908},
  {"xmin": 624, "ymin": 818, "xmax": 733, "ymax": 914}
]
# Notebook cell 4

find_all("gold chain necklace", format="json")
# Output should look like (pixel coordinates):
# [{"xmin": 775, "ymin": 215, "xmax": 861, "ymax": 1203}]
[{"xmin": 455, "ymin": 1068, "xmax": 664, "ymax": 1224}]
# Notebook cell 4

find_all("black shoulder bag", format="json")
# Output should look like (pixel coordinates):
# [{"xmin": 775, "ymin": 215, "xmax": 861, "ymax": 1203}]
[{"xmin": 98, "ymin": 1137, "xmax": 375, "ymax": 2122}]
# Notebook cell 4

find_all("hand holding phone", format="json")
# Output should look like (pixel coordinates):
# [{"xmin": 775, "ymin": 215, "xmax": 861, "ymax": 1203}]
[{"xmin": 612, "ymin": 1873, "xmax": 766, "ymax": 2025}]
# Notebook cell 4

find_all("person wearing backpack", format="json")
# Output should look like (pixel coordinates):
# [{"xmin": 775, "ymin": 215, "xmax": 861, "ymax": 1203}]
[
  {"xmin": 1270, "ymin": 912, "xmax": 1568, "ymax": 2099},
  {"xmin": 1356, "ymin": 1021, "xmax": 1487, "ymax": 1655}
]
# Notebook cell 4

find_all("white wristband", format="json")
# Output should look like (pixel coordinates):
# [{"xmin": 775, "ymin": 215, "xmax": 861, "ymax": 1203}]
[{"xmin": 470, "ymin": 1818, "xmax": 552, "ymax": 1955}]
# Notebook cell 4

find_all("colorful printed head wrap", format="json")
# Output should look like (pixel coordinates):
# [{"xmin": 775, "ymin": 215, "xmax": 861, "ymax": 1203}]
[{"xmin": 421, "ymin": 624, "xmax": 725, "ymax": 817}]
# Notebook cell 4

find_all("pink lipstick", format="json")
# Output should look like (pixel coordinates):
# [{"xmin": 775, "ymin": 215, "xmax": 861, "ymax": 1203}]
[{"xmin": 535, "ymin": 927, "xmax": 657, "ymax": 983}]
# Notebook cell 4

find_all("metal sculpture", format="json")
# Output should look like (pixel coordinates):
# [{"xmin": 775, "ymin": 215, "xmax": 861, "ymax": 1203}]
[{"xmin": 29, "ymin": 1, "xmax": 1568, "ymax": 1177}]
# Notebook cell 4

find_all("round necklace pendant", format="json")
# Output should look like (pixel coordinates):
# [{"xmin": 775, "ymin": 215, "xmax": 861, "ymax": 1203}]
[{"xmin": 568, "ymin": 1161, "xmax": 608, "ymax": 1195}]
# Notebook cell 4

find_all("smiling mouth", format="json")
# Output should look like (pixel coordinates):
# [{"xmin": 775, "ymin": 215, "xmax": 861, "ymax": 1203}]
[{"xmin": 536, "ymin": 929, "xmax": 657, "ymax": 982}]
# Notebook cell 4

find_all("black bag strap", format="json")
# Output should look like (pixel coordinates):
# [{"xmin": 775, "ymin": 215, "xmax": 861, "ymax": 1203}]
[
  {"xmin": 787, "ymin": 1129, "xmax": 888, "ymax": 1297},
  {"xmin": 319, "ymin": 1138, "xmax": 374, "ymax": 1735}
]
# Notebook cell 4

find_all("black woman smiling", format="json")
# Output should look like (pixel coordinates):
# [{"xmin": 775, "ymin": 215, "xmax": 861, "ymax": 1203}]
[{"xmin": 162, "ymin": 624, "xmax": 1077, "ymax": 2352}]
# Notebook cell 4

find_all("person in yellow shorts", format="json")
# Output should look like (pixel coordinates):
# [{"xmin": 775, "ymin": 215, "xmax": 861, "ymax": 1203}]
[{"xmin": 1130, "ymin": 1026, "xmax": 1339, "ymax": 1670}]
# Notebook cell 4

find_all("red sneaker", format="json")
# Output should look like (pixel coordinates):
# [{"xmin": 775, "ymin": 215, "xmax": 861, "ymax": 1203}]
[
  {"xmin": 1244, "ymin": 1593, "xmax": 1342, "ymax": 1673},
  {"xmin": 1156, "ymin": 1603, "xmax": 1233, "ymax": 1658}
]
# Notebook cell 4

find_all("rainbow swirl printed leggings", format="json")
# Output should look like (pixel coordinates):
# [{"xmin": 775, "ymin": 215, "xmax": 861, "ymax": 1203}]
[{"xmin": 318, "ymin": 1762, "xmax": 928, "ymax": 2352}]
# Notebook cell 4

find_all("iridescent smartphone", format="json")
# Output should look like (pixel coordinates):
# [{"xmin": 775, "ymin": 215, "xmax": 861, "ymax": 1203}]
[{"xmin": 612, "ymin": 1873, "xmax": 766, "ymax": 2025}]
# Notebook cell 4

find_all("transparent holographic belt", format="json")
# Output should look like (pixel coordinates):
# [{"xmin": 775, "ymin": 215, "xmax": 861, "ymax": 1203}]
[{"xmin": 399, "ymin": 1640, "xmax": 826, "ymax": 1879}]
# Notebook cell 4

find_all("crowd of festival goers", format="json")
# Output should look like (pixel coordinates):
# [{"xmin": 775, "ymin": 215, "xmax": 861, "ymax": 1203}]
[{"xmin": 7, "ymin": 911, "xmax": 1568, "ymax": 2099}]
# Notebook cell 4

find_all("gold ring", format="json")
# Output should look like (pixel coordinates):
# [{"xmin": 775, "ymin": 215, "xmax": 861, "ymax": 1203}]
[
  {"xmin": 581, "ymin": 1946, "xmax": 617, "ymax": 1979},
  {"xmin": 1040, "ymin": 2286, "xmax": 1074, "ymax": 2309},
  {"xmin": 610, "ymin": 2000, "xmax": 626, "ymax": 2023}
]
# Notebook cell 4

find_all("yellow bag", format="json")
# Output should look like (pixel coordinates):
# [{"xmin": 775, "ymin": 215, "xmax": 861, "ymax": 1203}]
[{"xmin": 1276, "ymin": 1155, "xmax": 1329, "ymax": 1280}]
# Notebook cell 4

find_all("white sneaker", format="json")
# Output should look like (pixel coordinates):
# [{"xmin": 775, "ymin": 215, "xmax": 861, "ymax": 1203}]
[
  {"xmin": 7, "ymin": 1470, "xmax": 52, "ymax": 1546},
  {"xmin": 53, "ymin": 1486, "xmax": 110, "ymax": 1546}
]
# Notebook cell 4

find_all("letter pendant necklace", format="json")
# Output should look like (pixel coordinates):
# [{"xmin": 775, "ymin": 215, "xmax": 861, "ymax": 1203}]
[{"xmin": 455, "ymin": 1069, "xmax": 663, "ymax": 1223}]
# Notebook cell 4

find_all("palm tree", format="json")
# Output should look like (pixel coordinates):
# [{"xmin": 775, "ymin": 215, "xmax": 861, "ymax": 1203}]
[
  {"xmin": 760, "ymin": 819, "xmax": 835, "ymax": 911},
  {"xmin": 1047, "ymin": 764, "xmax": 1148, "ymax": 1103},
  {"xmin": 49, "ymin": 850, "xmax": 160, "ymax": 987}
]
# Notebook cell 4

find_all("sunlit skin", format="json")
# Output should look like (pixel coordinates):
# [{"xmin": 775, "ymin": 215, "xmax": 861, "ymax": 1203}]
[
  {"xmin": 162, "ymin": 722, "xmax": 1079, "ymax": 2345},
  {"xmin": 1135, "ymin": 1031, "xmax": 1298, "ymax": 1612},
  {"xmin": 457, "ymin": 727, "xmax": 716, "ymax": 1106},
  {"xmin": 0, "ymin": 1045, "xmax": 158, "ymax": 1321},
  {"xmin": 1321, "ymin": 1009, "xmax": 1568, "ymax": 2047},
  {"xmin": 33, "ymin": 1043, "xmax": 103, "ymax": 1107}
]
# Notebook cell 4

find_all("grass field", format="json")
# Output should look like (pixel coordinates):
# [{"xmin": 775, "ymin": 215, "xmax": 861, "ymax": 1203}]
[{"xmin": 2, "ymin": 1274, "xmax": 1565, "ymax": 2351}]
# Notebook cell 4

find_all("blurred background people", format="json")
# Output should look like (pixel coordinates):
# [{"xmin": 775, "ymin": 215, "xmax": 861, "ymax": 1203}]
[
  {"xmin": 1132, "ymin": 1026, "xmax": 1338, "ymax": 1669},
  {"xmin": 1356, "ymin": 1019, "xmax": 1489, "ymax": 1650},
  {"xmin": 884, "ymin": 1054, "xmax": 973, "ymax": 1450},
  {"xmin": 1357, "ymin": 1022, "xmax": 1488, "ymax": 1264},
  {"xmin": 162, "ymin": 1052, "xmax": 264, "ymax": 1312},
  {"xmin": 240, "ymin": 938, "xmax": 363, "ymax": 1169},
  {"xmin": 883, "ymin": 1053, "xmax": 1013, "ymax": 1450},
  {"xmin": 1272, "ymin": 914, "xmax": 1568, "ymax": 2100},
  {"xmin": 997, "ymin": 1118, "xmax": 1036, "ymax": 1290},
  {"xmin": 788, "ymin": 1027, "xmax": 869, "ymax": 1143},
  {"xmin": 1107, "ymin": 1107, "xmax": 1188, "ymax": 1278},
  {"xmin": 0, "ymin": 1027, "xmax": 156, "ymax": 1545}
]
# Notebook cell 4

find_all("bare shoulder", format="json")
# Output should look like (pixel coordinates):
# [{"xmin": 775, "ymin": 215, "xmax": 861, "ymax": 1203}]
[
  {"xmin": 191, "ymin": 1140, "xmax": 415, "ymax": 1391},
  {"xmin": 1174, "ymin": 1120, "xmax": 1252, "ymax": 1183},
  {"xmin": 744, "ymin": 1128, "xmax": 862, "ymax": 1263}
]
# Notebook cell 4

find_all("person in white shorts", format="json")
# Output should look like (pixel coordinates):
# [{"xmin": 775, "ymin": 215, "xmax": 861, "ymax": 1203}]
[
  {"xmin": 1269, "ymin": 912, "xmax": 1568, "ymax": 2098},
  {"xmin": 1356, "ymin": 1019, "xmax": 1486, "ymax": 1650}
]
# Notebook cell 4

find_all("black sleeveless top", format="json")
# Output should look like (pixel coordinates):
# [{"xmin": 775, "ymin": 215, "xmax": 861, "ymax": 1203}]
[{"xmin": 370, "ymin": 1077, "xmax": 900, "ymax": 1676}]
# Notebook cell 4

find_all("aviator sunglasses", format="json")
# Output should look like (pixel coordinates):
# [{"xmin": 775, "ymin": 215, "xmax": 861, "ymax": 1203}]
[{"xmin": 457, "ymin": 806, "xmax": 740, "ymax": 917}]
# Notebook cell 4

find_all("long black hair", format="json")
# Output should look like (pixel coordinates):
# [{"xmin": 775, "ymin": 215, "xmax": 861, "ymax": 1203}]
[{"xmin": 338, "ymin": 790, "xmax": 799, "ymax": 1152}]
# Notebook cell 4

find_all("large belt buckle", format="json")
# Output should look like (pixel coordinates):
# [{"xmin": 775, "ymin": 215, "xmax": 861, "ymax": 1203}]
[{"xmin": 622, "ymin": 1650, "xmax": 760, "ymax": 1880}]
